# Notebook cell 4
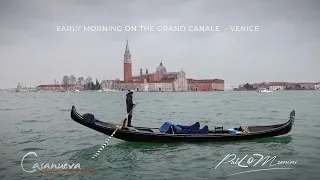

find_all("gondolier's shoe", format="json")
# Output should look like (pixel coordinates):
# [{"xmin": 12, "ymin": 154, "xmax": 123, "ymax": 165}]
[{"xmin": 127, "ymin": 124, "xmax": 133, "ymax": 127}]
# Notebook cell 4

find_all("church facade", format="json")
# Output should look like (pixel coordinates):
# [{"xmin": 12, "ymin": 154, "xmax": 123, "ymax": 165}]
[{"xmin": 106, "ymin": 40, "xmax": 224, "ymax": 92}]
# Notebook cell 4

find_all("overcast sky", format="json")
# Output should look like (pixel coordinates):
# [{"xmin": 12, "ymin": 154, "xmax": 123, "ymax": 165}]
[{"xmin": 0, "ymin": 0, "xmax": 319, "ymax": 89}]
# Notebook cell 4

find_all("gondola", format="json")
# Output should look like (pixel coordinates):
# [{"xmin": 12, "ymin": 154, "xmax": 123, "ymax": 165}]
[{"xmin": 70, "ymin": 105, "xmax": 295, "ymax": 143}]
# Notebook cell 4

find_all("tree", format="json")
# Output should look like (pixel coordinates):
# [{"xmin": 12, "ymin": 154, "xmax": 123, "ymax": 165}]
[
  {"xmin": 70, "ymin": 75, "xmax": 76, "ymax": 84},
  {"xmin": 85, "ymin": 76, "xmax": 92, "ymax": 84},
  {"xmin": 243, "ymin": 83, "xmax": 254, "ymax": 90},
  {"xmin": 77, "ymin": 77, "xmax": 84, "ymax": 85},
  {"xmin": 62, "ymin": 75, "xmax": 70, "ymax": 90},
  {"xmin": 84, "ymin": 76, "xmax": 92, "ymax": 90},
  {"xmin": 89, "ymin": 82, "xmax": 94, "ymax": 90},
  {"xmin": 95, "ymin": 79, "xmax": 100, "ymax": 90}
]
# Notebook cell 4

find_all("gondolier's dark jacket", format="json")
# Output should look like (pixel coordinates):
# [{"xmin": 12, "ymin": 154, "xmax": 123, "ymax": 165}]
[{"xmin": 126, "ymin": 94, "xmax": 134, "ymax": 112}]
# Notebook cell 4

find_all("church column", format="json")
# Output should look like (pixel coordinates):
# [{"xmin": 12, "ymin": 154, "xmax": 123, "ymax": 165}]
[{"xmin": 123, "ymin": 40, "xmax": 132, "ymax": 83}]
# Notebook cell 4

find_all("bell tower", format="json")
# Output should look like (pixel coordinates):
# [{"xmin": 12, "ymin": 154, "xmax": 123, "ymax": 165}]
[{"xmin": 123, "ymin": 40, "xmax": 132, "ymax": 83}]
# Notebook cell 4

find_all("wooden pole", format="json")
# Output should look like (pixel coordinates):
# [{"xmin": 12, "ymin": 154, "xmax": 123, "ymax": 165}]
[{"xmin": 91, "ymin": 103, "xmax": 138, "ymax": 159}]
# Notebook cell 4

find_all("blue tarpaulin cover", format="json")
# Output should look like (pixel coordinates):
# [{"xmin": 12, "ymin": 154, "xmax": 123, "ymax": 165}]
[
  {"xmin": 159, "ymin": 122, "xmax": 182, "ymax": 133},
  {"xmin": 159, "ymin": 122, "xmax": 209, "ymax": 134},
  {"xmin": 178, "ymin": 122, "xmax": 200, "ymax": 131},
  {"xmin": 228, "ymin": 129, "xmax": 242, "ymax": 134}
]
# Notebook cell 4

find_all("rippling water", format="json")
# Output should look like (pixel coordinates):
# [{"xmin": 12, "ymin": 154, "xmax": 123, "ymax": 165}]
[{"xmin": 0, "ymin": 91, "xmax": 319, "ymax": 180}]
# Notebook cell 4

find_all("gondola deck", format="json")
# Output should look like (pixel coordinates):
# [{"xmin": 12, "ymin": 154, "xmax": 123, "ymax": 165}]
[{"xmin": 70, "ymin": 106, "xmax": 295, "ymax": 143}]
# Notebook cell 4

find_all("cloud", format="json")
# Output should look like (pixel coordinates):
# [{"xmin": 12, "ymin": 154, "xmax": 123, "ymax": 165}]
[{"xmin": 0, "ymin": 0, "xmax": 319, "ymax": 88}]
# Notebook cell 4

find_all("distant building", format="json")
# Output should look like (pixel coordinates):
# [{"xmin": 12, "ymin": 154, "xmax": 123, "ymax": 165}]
[
  {"xmin": 115, "ymin": 40, "xmax": 224, "ymax": 91},
  {"xmin": 101, "ymin": 80, "xmax": 115, "ymax": 90},
  {"xmin": 299, "ymin": 82, "xmax": 315, "ymax": 90},
  {"xmin": 244, "ymin": 81, "xmax": 319, "ymax": 90},
  {"xmin": 285, "ymin": 83, "xmax": 297, "ymax": 90},
  {"xmin": 131, "ymin": 64, "xmax": 188, "ymax": 92},
  {"xmin": 36, "ymin": 84, "xmax": 84, "ymax": 91},
  {"xmin": 37, "ymin": 40, "xmax": 225, "ymax": 92},
  {"xmin": 252, "ymin": 82, "xmax": 268, "ymax": 89},
  {"xmin": 268, "ymin": 82, "xmax": 287, "ymax": 91},
  {"xmin": 315, "ymin": 83, "xmax": 320, "ymax": 90},
  {"xmin": 187, "ymin": 79, "xmax": 224, "ymax": 91}
]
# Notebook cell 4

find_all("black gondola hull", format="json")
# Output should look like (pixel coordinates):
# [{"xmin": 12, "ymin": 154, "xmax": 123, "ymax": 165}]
[{"xmin": 70, "ymin": 106, "xmax": 295, "ymax": 143}]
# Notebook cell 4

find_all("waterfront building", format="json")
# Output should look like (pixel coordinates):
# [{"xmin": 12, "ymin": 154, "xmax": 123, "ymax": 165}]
[
  {"xmin": 299, "ymin": 82, "xmax": 315, "ymax": 90},
  {"xmin": 36, "ymin": 40, "xmax": 225, "ymax": 92},
  {"xmin": 36, "ymin": 84, "xmax": 84, "ymax": 92},
  {"xmin": 242, "ymin": 82, "xmax": 319, "ymax": 90},
  {"xmin": 115, "ymin": 40, "xmax": 224, "ymax": 92},
  {"xmin": 187, "ymin": 79, "xmax": 224, "ymax": 91},
  {"xmin": 268, "ymin": 82, "xmax": 287, "ymax": 91},
  {"xmin": 101, "ymin": 80, "xmax": 115, "ymax": 90}
]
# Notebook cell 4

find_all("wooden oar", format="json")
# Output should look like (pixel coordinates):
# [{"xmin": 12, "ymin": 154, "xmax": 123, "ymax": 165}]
[
  {"xmin": 91, "ymin": 127, "xmax": 119, "ymax": 159},
  {"xmin": 91, "ymin": 103, "xmax": 138, "ymax": 159}
]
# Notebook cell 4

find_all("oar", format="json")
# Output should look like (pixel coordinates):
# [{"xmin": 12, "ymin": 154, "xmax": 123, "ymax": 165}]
[
  {"xmin": 91, "ymin": 103, "xmax": 138, "ymax": 159},
  {"xmin": 91, "ymin": 126, "xmax": 119, "ymax": 159}
]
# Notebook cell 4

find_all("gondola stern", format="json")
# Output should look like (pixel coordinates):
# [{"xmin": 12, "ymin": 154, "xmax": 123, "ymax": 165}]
[
  {"xmin": 289, "ymin": 110, "xmax": 295, "ymax": 127},
  {"xmin": 290, "ymin": 110, "xmax": 295, "ymax": 120}
]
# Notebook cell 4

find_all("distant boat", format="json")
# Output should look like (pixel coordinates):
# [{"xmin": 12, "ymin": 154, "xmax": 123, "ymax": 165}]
[
  {"xmin": 103, "ymin": 89, "xmax": 122, "ymax": 92},
  {"xmin": 256, "ymin": 88, "xmax": 273, "ymax": 93},
  {"xmin": 16, "ymin": 83, "xmax": 22, "ymax": 92}
]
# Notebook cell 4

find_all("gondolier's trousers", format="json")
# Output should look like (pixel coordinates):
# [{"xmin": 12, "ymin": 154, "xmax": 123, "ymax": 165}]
[{"xmin": 126, "ymin": 109, "xmax": 133, "ymax": 125}]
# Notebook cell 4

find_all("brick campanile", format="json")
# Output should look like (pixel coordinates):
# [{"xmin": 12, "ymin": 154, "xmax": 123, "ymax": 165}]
[{"xmin": 123, "ymin": 40, "xmax": 132, "ymax": 83}]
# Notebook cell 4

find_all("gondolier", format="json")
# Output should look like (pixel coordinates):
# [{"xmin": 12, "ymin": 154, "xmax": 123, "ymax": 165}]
[{"xmin": 126, "ymin": 90, "xmax": 135, "ymax": 127}]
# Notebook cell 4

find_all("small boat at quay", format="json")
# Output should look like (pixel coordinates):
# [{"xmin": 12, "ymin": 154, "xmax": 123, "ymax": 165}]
[
  {"xmin": 70, "ymin": 106, "xmax": 295, "ymax": 143},
  {"xmin": 256, "ymin": 88, "xmax": 273, "ymax": 93}
]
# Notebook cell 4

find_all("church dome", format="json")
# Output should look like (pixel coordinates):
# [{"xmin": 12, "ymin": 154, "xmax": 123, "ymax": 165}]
[{"xmin": 156, "ymin": 62, "xmax": 167, "ymax": 73}]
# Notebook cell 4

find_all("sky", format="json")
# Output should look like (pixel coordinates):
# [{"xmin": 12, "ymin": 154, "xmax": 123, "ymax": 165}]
[{"xmin": 0, "ymin": 0, "xmax": 319, "ymax": 89}]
